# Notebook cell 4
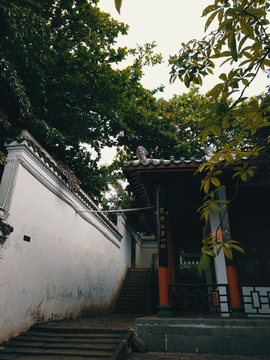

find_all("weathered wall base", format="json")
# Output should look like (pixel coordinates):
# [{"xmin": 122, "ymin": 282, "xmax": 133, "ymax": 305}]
[{"xmin": 135, "ymin": 316, "xmax": 270, "ymax": 356}]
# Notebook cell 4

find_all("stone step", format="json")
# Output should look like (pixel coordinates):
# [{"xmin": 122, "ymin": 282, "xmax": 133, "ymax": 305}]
[
  {"xmin": 0, "ymin": 327, "xmax": 133, "ymax": 359},
  {"xmin": 117, "ymin": 300, "xmax": 145, "ymax": 304},
  {"xmin": 116, "ymin": 299, "xmax": 145, "ymax": 304},
  {"xmin": 118, "ymin": 292, "xmax": 146, "ymax": 297},
  {"xmin": 30, "ymin": 325, "xmax": 127, "ymax": 334},
  {"xmin": 0, "ymin": 346, "xmax": 111, "ymax": 358},
  {"xmin": 3, "ymin": 340, "xmax": 117, "ymax": 351},
  {"xmin": 114, "ymin": 304, "xmax": 146, "ymax": 309},
  {"xmin": 125, "ymin": 278, "xmax": 148, "ymax": 285},
  {"xmin": 18, "ymin": 334, "xmax": 121, "ymax": 343},
  {"xmin": 113, "ymin": 268, "xmax": 150, "ymax": 314},
  {"xmin": 120, "ymin": 288, "xmax": 147, "ymax": 292},
  {"xmin": 114, "ymin": 308, "xmax": 145, "ymax": 313}
]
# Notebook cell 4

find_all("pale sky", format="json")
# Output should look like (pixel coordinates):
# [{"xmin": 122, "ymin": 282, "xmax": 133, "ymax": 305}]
[
  {"xmin": 98, "ymin": 0, "xmax": 269, "ymax": 100},
  {"xmin": 97, "ymin": 0, "xmax": 269, "ymax": 163}
]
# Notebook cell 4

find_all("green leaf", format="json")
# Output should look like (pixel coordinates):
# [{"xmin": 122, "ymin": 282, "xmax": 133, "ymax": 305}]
[
  {"xmin": 219, "ymin": 73, "xmax": 227, "ymax": 81},
  {"xmin": 200, "ymin": 127, "xmax": 210, "ymax": 145},
  {"xmin": 211, "ymin": 177, "xmax": 221, "ymax": 187},
  {"xmin": 208, "ymin": 83, "xmax": 223, "ymax": 98},
  {"xmin": 240, "ymin": 20, "xmax": 254, "ymax": 39},
  {"xmin": 211, "ymin": 124, "xmax": 221, "ymax": 136},
  {"xmin": 205, "ymin": 9, "xmax": 220, "ymax": 31},
  {"xmin": 216, "ymin": 245, "xmax": 223, "ymax": 256},
  {"xmin": 202, "ymin": 5, "xmax": 220, "ymax": 17},
  {"xmin": 203, "ymin": 179, "xmax": 210, "ymax": 194},
  {"xmin": 231, "ymin": 244, "xmax": 245, "ymax": 254},
  {"xmin": 229, "ymin": 33, "xmax": 238, "ymax": 62},
  {"xmin": 114, "ymin": 0, "xmax": 122, "ymax": 14},
  {"xmin": 246, "ymin": 9, "xmax": 266, "ymax": 19},
  {"xmin": 225, "ymin": 8, "xmax": 237, "ymax": 17},
  {"xmin": 222, "ymin": 112, "xmax": 229, "ymax": 128},
  {"xmin": 205, "ymin": 249, "xmax": 216, "ymax": 257},
  {"xmin": 241, "ymin": 172, "xmax": 247, "ymax": 181},
  {"xmin": 223, "ymin": 246, "xmax": 233, "ymax": 259},
  {"xmin": 197, "ymin": 73, "xmax": 203, "ymax": 86},
  {"xmin": 209, "ymin": 201, "xmax": 221, "ymax": 212},
  {"xmin": 198, "ymin": 253, "xmax": 211, "ymax": 274}
]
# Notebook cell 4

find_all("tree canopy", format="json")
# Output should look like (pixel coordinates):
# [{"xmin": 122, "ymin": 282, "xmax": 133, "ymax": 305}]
[
  {"xmin": 168, "ymin": 0, "xmax": 270, "ymax": 271},
  {"xmin": 0, "ymin": 0, "xmax": 166, "ymax": 200}
]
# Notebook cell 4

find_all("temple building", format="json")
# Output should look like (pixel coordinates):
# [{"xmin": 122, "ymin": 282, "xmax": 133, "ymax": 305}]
[{"xmin": 122, "ymin": 155, "xmax": 270, "ymax": 318}]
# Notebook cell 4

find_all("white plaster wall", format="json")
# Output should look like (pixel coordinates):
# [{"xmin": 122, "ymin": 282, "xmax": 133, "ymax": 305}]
[
  {"xmin": 0, "ymin": 132, "xmax": 132, "ymax": 343},
  {"xmin": 136, "ymin": 239, "xmax": 157, "ymax": 268},
  {"xmin": 117, "ymin": 214, "xmax": 140, "ymax": 268}
]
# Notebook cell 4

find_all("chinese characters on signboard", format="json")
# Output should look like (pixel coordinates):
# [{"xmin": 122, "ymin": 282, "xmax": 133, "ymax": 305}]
[{"xmin": 157, "ymin": 190, "xmax": 168, "ymax": 267}]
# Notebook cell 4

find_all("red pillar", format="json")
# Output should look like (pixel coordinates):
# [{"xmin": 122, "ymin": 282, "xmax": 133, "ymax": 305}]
[
  {"xmin": 158, "ymin": 266, "xmax": 169, "ymax": 305},
  {"xmin": 226, "ymin": 266, "xmax": 242, "ymax": 307}
]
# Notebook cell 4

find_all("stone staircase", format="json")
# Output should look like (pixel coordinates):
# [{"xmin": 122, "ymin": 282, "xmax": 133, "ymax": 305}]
[
  {"xmin": 114, "ymin": 268, "xmax": 150, "ymax": 314},
  {"xmin": 0, "ymin": 325, "xmax": 133, "ymax": 359}
]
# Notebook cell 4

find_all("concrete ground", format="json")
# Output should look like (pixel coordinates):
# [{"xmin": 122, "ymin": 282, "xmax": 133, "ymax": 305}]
[{"xmin": 2, "ymin": 314, "xmax": 270, "ymax": 360}]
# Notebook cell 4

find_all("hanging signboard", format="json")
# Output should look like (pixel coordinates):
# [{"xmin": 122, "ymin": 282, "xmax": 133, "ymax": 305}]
[{"xmin": 157, "ymin": 190, "xmax": 168, "ymax": 267}]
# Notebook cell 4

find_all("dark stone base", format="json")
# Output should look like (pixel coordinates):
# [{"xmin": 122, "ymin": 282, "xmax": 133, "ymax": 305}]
[
  {"xmin": 157, "ymin": 305, "xmax": 172, "ymax": 318},
  {"xmin": 135, "ymin": 315, "xmax": 270, "ymax": 355},
  {"xmin": 230, "ymin": 306, "xmax": 247, "ymax": 319}
]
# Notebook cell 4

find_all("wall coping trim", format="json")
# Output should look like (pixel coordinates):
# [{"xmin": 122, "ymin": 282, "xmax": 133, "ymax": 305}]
[{"xmin": 1, "ymin": 130, "xmax": 122, "ymax": 244}]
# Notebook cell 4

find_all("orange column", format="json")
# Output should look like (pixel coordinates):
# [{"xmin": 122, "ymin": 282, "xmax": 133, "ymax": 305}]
[
  {"xmin": 158, "ymin": 266, "xmax": 169, "ymax": 305},
  {"xmin": 226, "ymin": 266, "xmax": 242, "ymax": 307}
]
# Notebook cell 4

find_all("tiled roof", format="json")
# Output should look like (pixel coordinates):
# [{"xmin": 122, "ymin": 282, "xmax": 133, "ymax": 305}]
[
  {"xmin": 123, "ymin": 155, "xmax": 249, "ymax": 169},
  {"xmin": 123, "ymin": 156, "xmax": 206, "ymax": 167}
]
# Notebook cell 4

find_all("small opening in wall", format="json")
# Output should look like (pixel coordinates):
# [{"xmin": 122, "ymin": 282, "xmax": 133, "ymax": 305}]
[{"xmin": 23, "ymin": 235, "xmax": 31, "ymax": 242}]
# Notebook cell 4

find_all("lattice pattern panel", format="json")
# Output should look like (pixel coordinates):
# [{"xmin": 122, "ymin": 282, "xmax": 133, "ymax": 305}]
[{"xmin": 241, "ymin": 286, "xmax": 270, "ymax": 315}]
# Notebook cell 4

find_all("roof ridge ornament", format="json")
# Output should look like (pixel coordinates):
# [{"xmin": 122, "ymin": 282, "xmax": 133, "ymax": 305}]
[{"xmin": 137, "ymin": 145, "xmax": 148, "ymax": 161}]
